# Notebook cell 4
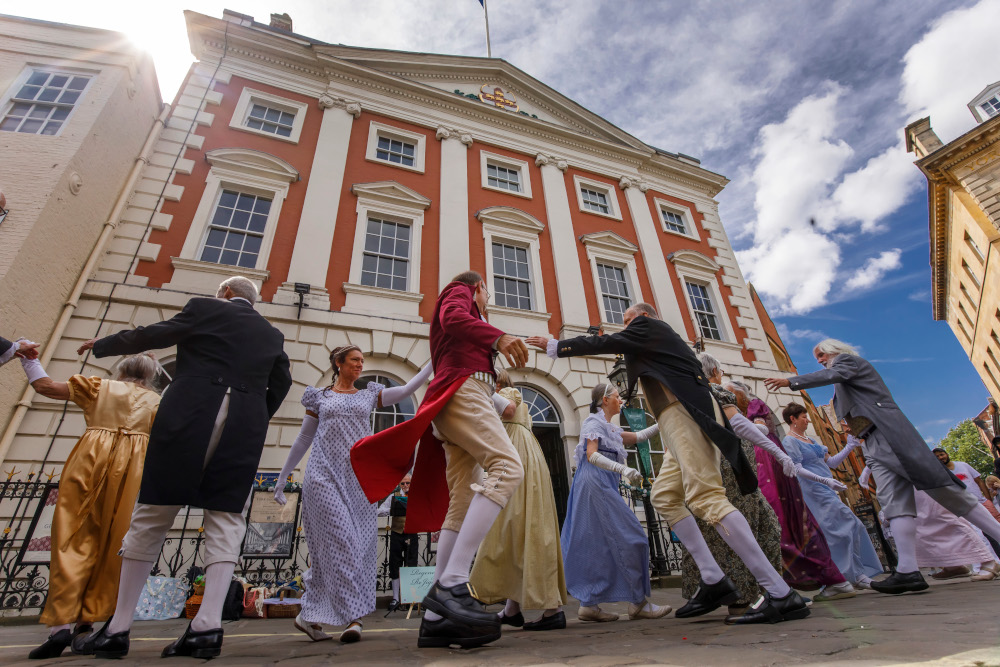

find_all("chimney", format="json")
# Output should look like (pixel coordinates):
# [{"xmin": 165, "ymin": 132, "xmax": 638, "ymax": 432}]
[{"xmin": 270, "ymin": 13, "xmax": 293, "ymax": 32}]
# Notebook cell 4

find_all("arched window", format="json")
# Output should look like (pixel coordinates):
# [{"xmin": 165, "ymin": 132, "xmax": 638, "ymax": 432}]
[
  {"xmin": 355, "ymin": 374, "xmax": 416, "ymax": 433},
  {"xmin": 521, "ymin": 387, "xmax": 559, "ymax": 426}
]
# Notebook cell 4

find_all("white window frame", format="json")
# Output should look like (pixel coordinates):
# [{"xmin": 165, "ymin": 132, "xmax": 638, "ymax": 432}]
[
  {"xmin": 365, "ymin": 121, "xmax": 426, "ymax": 174},
  {"xmin": 0, "ymin": 66, "xmax": 95, "ymax": 137},
  {"xmin": 573, "ymin": 175, "xmax": 622, "ymax": 221},
  {"xmin": 668, "ymin": 250, "xmax": 738, "ymax": 345},
  {"xmin": 343, "ymin": 181, "xmax": 430, "ymax": 321},
  {"xmin": 229, "ymin": 87, "xmax": 308, "ymax": 144},
  {"xmin": 580, "ymin": 232, "xmax": 644, "ymax": 331},
  {"xmin": 480, "ymin": 150, "xmax": 532, "ymax": 199},
  {"xmin": 177, "ymin": 149, "xmax": 297, "ymax": 277},
  {"xmin": 653, "ymin": 197, "xmax": 700, "ymax": 241},
  {"xmin": 477, "ymin": 207, "xmax": 550, "ymax": 332},
  {"xmin": 684, "ymin": 280, "xmax": 725, "ymax": 342}
]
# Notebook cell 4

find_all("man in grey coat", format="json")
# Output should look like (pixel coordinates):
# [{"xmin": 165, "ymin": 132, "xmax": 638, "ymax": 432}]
[{"xmin": 765, "ymin": 338, "xmax": 1000, "ymax": 594}]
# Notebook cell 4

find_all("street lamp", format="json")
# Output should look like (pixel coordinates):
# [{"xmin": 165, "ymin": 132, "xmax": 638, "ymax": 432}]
[{"xmin": 607, "ymin": 355, "xmax": 670, "ymax": 580}]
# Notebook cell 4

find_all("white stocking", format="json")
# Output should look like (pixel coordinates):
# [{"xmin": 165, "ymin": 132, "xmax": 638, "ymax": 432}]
[
  {"xmin": 191, "ymin": 562, "xmax": 235, "ymax": 632},
  {"xmin": 716, "ymin": 512, "xmax": 791, "ymax": 598},
  {"xmin": 391, "ymin": 578, "xmax": 400, "ymax": 600},
  {"xmin": 671, "ymin": 516, "xmax": 725, "ymax": 584},
  {"xmin": 888, "ymin": 515, "xmax": 918, "ymax": 573},
  {"xmin": 502, "ymin": 599, "xmax": 520, "ymax": 617},
  {"xmin": 107, "ymin": 558, "xmax": 154, "ymax": 634},
  {"xmin": 49, "ymin": 623, "xmax": 72, "ymax": 635},
  {"xmin": 424, "ymin": 529, "xmax": 458, "ymax": 622},
  {"xmin": 962, "ymin": 504, "xmax": 1000, "ymax": 545},
  {"xmin": 439, "ymin": 494, "xmax": 503, "ymax": 588}
]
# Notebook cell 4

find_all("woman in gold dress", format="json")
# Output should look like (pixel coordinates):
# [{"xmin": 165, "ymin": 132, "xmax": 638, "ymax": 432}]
[
  {"xmin": 469, "ymin": 370, "xmax": 568, "ymax": 630},
  {"xmin": 20, "ymin": 351, "xmax": 161, "ymax": 659}
]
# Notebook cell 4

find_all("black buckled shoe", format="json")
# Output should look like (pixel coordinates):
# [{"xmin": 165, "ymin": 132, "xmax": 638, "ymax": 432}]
[
  {"xmin": 88, "ymin": 622, "xmax": 130, "ymax": 659},
  {"xmin": 500, "ymin": 611, "xmax": 524, "ymax": 627},
  {"xmin": 724, "ymin": 590, "xmax": 810, "ymax": 625},
  {"xmin": 523, "ymin": 611, "xmax": 566, "ymax": 631},
  {"xmin": 28, "ymin": 628, "xmax": 72, "ymax": 659},
  {"xmin": 675, "ymin": 576, "xmax": 740, "ymax": 618},
  {"xmin": 161, "ymin": 623, "xmax": 223, "ymax": 659},
  {"xmin": 70, "ymin": 624, "xmax": 93, "ymax": 655},
  {"xmin": 387, "ymin": 598, "xmax": 401, "ymax": 613},
  {"xmin": 870, "ymin": 570, "xmax": 929, "ymax": 595},
  {"xmin": 417, "ymin": 615, "xmax": 501, "ymax": 649},
  {"xmin": 421, "ymin": 581, "xmax": 500, "ymax": 628}
]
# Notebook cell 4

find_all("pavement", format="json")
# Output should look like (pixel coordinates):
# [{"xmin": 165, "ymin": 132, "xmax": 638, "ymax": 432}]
[{"xmin": 2, "ymin": 576, "xmax": 999, "ymax": 666}]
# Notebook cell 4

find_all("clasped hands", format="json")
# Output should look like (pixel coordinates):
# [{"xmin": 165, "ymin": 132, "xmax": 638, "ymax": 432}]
[{"xmin": 13, "ymin": 339, "xmax": 40, "ymax": 360}]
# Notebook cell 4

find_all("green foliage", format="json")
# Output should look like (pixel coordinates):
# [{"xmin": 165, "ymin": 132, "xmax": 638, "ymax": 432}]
[{"xmin": 939, "ymin": 419, "xmax": 994, "ymax": 477}]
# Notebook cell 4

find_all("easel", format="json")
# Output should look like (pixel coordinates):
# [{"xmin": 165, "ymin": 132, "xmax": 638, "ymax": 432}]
[{"xmin": 405, "ymin": 602, "xmax": 422, "ymax": 620}]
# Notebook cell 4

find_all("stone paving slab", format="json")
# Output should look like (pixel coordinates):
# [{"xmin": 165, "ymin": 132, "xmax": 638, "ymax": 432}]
[{"xmin": 1, "ymin": 577, "xmax": 998, "ymax": 665}]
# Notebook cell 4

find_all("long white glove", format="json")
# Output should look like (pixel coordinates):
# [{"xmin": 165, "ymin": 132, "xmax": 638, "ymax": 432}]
[
  {"xmin": 589, "ymin": 451, "xmax": 643, "ymax": 485},
  {"xmin": 0, "ymin": 340, "xmax": 22, "ymax": 366},
  {"xmin": 274, "ymin": 415, "xmax": 318, "ymax": 505},
  {"xmin": 796, "ymin": 463, "xmax": 848, "ymax": 492},
  {"xmin": 633, "ymin": 424, "xmax": 659, "ymax": 442},
  {"xmin": 730, "ymin": 413, "xmax": 797, "ymax": 478},
  {"xmin": 826, "ymin": 436, "xmax": 860, "ymax": 469},
  {"xmin": 380, "ymin": 362, "xmax": 433, "ymax": 407},
  {"xmin": 491, "ymin": 392, "xmax": 511, "ymax": 415},
  {"xmin": 859, "ymin": 465, "xmax": 872, "ymax": 488},
  {"xmin": 20, "ymin": 356, "xmax": 49, "ymax": 383}
]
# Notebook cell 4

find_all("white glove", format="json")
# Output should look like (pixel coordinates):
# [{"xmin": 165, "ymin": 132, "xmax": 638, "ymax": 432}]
[
  {"xmin": 859, "ymin": 466, "xmax": 872, "ymax": 488},
  {"xmin": 20, "ymin": 356, "xmax": 49, "ymax": 383},
  {"xmin": 633, "ymin": 424, "xmax": 659, "ymax": 442},
  {"xmin": 826, "ymin": 436, "xmax": 860, "ymax": 469},
  {"xmin": 588, "ymin": 450, "xmax": 628, "ymax": 476},
  {"xmin": 274, "ymin": 414, "xmax": 318, "ymax": 505},
  {"xmin": 491, "ymin": 392, "xmax": 511, "ymax": 415},
  {"xmin": 729, "ymin": 413, "xmax": 797, "ymax": 478},
  {"xmin": 753, "ymin": 420, "xmax": 769, "ymax": 435},
  {"xmin": 380, "ymin": 362, "xmax": 433, "ymax": 406},
  {"xmin": 795, "ymin": 463, "xmax": 847, "ymax": 491},
  {"xmin": 623, "ymin": 467, "xmax": 644, "ymax": 485}
]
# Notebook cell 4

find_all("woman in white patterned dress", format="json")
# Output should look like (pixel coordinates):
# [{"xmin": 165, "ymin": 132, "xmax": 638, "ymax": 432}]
[{"xmin": 275, "ymin": 346, "xmax": 431, "ymax": 643}]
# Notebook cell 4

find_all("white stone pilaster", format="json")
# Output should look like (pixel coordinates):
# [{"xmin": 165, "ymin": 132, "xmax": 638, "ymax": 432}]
[
  {"xmin": 436, "ymin": 127, "xmax": 472, "ymax": 289},
  {"xmin": 275, "ymin": 95, "xmax": 361, "ymax": 310},
  {"xmin": 619, "ymin": 176, "xmax": 687, "ymax": 335},
  {"xmin": 536, "ymin": 154, "xmax": 589, "ymax": 336}
]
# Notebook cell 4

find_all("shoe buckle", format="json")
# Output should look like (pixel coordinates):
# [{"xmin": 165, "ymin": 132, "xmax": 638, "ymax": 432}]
[{"xmin": 466, "ymin": 582, "xmax": 483, "ymax": 602}]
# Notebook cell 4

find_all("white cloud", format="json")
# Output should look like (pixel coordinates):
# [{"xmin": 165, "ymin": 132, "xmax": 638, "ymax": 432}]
[
  {"xmin": 900, "ymin": 0, "xmax": 1000, "ymax": 142},
  {"xmin": 844, "ymin": 249, "xmax": 903, "ymax": 290},
  {"xmin": 829, "ymin": 144, "xmax": 922, "ymax": 233}
]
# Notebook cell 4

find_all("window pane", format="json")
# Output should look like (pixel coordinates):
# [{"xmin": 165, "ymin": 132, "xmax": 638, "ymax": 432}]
[
  {"xmin": 201, "ymin": 247, "xmax": 221, "ymax": 263},
  {"xmin": 230, "ymin": 210, "xmax": 250, "ymax": 230},
  {"xmin": 235, "ymin": 194, "xmax": 255, "ymax": 211},
  {"xmin": 220, "ymin": 250, "xmax": 240, "ymax": 266},
  {"xmin": 206, "ymin": 229, "xmax": 226, "ymax": 247},
  {"xmin": 238, "ymin": 253, "xmax": 257, "ymax": 268}
]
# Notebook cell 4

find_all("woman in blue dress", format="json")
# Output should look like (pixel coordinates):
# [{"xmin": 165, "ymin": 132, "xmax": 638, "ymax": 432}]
[
  {"xmin": 561, "ymin": 383, "xmax": 667, "ymax": 622},
  {"xmin": 780, "ymin": 402, "xmax": 883, "ymax": 589}
]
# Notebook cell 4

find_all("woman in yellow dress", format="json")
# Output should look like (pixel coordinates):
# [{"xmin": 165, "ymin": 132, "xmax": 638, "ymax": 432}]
[
  {"xmin": 19, "ymin": 351, "xmax": 161, "ymax": 659},
  {"xmin": 469, "ymin": 370, "xmax": 568, "ymax": 630}
]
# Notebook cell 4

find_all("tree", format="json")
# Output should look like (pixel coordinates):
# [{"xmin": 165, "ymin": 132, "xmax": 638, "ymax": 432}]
[{"xmin": 938, "ymin": 419, "xmax": 994, "ymax": 477}]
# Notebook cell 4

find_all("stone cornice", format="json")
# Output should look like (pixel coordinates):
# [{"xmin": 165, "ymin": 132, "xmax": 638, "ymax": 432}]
[{"xmin": 916, "ymin": 114, "xmax": 1000, "ymax": 184}]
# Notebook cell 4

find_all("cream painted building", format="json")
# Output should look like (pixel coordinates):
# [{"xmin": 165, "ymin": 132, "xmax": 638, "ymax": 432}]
[
  {"xmin": 0, "ymin": 14, "xmax": 164, "ymax": 440},
  {"xmin": 0, "ymin": 10, "xmax": 809, "ymax": 519},
  {"xmin": 906, "ymin": 81, "xmax": 1000, "ymax": 404}
]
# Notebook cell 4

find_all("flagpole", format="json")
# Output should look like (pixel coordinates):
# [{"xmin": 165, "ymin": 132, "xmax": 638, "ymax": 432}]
[{"xmin": 483, "ymin": 0, "xmax": 492, "ymax": 58}]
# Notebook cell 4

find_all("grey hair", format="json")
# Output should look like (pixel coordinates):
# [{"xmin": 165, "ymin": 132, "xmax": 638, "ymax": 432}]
[
  {"xmin": 697, "ymin": 352, "xmax": 722, "ymax": 379},
  {"xmin": 814, "ymin": 338, "xmax": 859, "ymax": 357},
  {"xmin": 217, "ymin": 276, "xmax": 259, "ymax": 304},
  {"xmin": 725, "ymin": 380, "xmax": 756, "ymax": 402},
  {"xmin": 114, "ymin": 352, "xmax": 158, "ymax": 388},
  {"xmin": 590, "ymin": 382, "xmax": 617, "ymax": 413},
  {"xmin": 627, "ymin": 302, "xmax": 659, "ymax": 320}
]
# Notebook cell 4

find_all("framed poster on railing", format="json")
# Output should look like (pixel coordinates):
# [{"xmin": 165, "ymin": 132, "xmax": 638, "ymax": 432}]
[
  {"xmin": 17, "ymin": 483, "xmax": 59, "ymax": 565},
  {"xmin": 241, "ymin": 489, "xmax": 301, "ymax": 559}
]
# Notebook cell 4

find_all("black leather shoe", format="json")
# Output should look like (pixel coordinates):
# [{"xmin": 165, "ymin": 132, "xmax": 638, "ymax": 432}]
[
  {"xmin": 161, "ymin": 623, "xmax": 223, "ymax": 659},
  {"xmin": 387, "ymin": 598, "xmax": 401, "ymax": 613},
  {"xmin": 870, "ymin": 570, "xmax": 929, "ymax": 594},
  {"xmin": 724, "ymin": 590, "xmax": 810, "ymax": 624},
  {"xmin": 421, "ymin": 581, "xmax": 500, "ymax": 628},
  {"xmin": 500, "ymin": 611, "xmax": 524, "ymax": 627},
  {"xmin": 417, "ymin": 615, "xmax": 501, "ymax": 649},
  {"xmin": 70, "ymin": 624, "xmax": 93, "ymax": 655},
  {"xmin": 89, "ymin": 622, "xmax": 130, "ymax": 659},
  {"xmin": 675, "ymin": 576, "xmax": 740, "ymax": 618},
  {"xmin": 523, "ymin": 611, "xmax": 566, "ymax": 631},
  {"xmin": 28, "ymin": 628, "xmax": 72, "ymax": 659}
]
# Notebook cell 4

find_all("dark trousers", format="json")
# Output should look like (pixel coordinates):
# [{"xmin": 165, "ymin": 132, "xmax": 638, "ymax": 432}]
[{"xmin": 388, "ymin": 531, "xmax": 419, "ymax": 580}]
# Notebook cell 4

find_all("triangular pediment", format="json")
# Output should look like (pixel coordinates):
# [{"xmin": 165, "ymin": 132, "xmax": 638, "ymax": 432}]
[
  {"xmin": 351, "ymin": 181, "xmax": 431, "ymax": 210},
  {"xmin": 206, "ymin": 148, "xmax": 299, "ymax": 182},
  {"xmin": 314, "ymin": 48, "xmax": 650, "ymax": 150},
  {"xmin": 579, "ymin": 231, "xmax": 638, "ymax": 255}
]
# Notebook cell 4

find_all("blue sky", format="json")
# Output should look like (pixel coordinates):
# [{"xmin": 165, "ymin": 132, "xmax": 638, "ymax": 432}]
[{"xmin": 18, "ymin": 0, "xmax": 1000, "ymax": 441}]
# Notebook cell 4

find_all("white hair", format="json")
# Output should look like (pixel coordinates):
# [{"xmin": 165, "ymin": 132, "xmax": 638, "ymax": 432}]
[
  {"xmin": 696, "ymin": 352, "xmax": 722, "ymax": 379},
  {"xmin": 113, "ymin": 352, "xmax": 159, "ymax": 388},
  {"xmin": 217, "ymin": 276, "xmax": 258, "ymax": 304},
  {"xmin": 814, "ymin": 338, "xmax": 859, "ymax": 357}
]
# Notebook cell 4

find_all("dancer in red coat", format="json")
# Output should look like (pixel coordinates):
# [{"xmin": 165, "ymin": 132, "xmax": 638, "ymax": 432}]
[{"xmin": 351, "ymin": 271, "xmax": 529, "ymax": 648}]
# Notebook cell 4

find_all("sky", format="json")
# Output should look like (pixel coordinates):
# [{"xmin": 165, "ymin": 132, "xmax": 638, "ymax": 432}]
[{"xmin": 13, "ymin": 0, "xmax": 1000, "ymax": 442}]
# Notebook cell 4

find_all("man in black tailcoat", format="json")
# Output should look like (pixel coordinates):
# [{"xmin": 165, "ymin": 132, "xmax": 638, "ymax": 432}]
[{"xmin": 78, "ymin": 276, "xmax": 291, "ymax": 659}]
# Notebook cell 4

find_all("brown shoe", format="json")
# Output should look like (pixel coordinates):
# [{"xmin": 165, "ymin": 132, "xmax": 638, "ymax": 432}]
[{"xmin": 930, "ymin": 566, "xmax": 971, "ymax": 580}]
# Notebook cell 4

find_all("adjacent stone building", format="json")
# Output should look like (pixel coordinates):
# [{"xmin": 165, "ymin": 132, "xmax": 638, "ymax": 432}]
[
  {"xmin": 906, "ymin": 81, "xmax": 1000, "ymax": 405},
  {"xmin": 0, "ymin": 10, "xmax": 809, "ymax": 519},
  {"xmin": 0, "ymin": 14, "xmax": 164, "ymax": 460}
]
